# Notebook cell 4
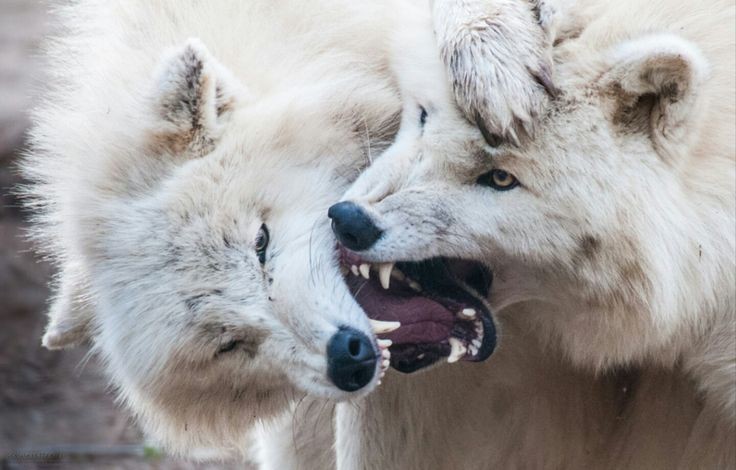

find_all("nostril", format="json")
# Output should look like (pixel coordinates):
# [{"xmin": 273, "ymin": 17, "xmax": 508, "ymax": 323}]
[
  {"xmin": 327, "ymin": 326, "xmax": 377, "ymax": 392},
  {"xmin": 348, "ymin": 337, "xmax": 361, "ymax": 357}
]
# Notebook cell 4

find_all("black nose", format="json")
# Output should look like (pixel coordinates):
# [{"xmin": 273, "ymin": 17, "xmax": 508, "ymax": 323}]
[
  {"xmin": 327, "ymin": 326, "xmax": 377, "ymax": 392},
  {"xmin": 328, "ymin": 201, "xmax": 382, "ymax": 251}
]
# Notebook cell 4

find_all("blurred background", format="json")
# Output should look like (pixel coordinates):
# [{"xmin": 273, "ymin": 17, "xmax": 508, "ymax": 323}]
[{"xmin": 0, "ymin": 2, "xmax": 246, "ymax": 468}]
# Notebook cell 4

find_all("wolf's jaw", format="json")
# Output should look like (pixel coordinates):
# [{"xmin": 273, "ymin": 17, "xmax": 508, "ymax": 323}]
[
  {"xmin": 339, "ymin": 247, "xmax": 496, "ymax": 373},
  {"xmin": 348, "ymin": 262, "xmax": 486, "ymax": 359}
]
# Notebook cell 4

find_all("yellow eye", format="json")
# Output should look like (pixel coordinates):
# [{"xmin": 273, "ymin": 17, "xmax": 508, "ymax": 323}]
[{"xmin": 478, "ymin": 169, "xmax": 519, "ymax": 191}]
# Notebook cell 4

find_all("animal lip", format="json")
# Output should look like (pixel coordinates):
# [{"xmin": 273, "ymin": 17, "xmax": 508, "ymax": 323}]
[{"xmin": 339, "ymin": 247, "xmax": 496, "ymax": 373}]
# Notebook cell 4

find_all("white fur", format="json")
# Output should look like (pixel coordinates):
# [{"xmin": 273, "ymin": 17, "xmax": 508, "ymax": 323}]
[
  {"xmin": 26, "ymin": 0, "xmax": 557, "ymax": 462},
  {"xmin": 340, "ymin": 0, "xmax": 736, "ymax": 467},
  {"xmin": 24, "ymin": 0, "xmax": 402, "ymax": 457},
  {"xmin": 431, "ymin": 0, "xmax": 553, "ymax": 144},
  {"xmin": 24, "ymin": 0, "xmax": 735, "ymax": 467}
]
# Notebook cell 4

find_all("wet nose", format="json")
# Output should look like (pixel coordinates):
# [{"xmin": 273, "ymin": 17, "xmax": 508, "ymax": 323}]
[
  {"xmin": 328, "ymin": 201, "xmax": 382, "ymax": 251},
  {"xmin": 327, "ymin": 326, "xmax": 377, "ymax": 392}
]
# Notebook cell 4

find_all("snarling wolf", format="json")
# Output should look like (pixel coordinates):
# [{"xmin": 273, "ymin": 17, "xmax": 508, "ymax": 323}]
[
  {"xmin": 23, "ymin": 0, "xmax": 406, "ymax": 454},
  {"xmin": 333, "ymin": 0, "xmax": 736, "ymax": 467},
  {"xmin": 23, "ymin": 0, "xmax": 544, "ymax": 462}
]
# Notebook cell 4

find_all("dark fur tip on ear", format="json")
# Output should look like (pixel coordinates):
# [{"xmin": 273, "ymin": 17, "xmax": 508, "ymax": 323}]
[
  {"xmin": 152, "ymin": 39, "xmax": 218, "ymax": 154},
  {"xmin": 150, "ymin": 38, "xmax": 248, "ymax": 156},
  {"xmin": 159, "ymin": 42, "xmax": 208, "ymax": 122},
  {"xmin": 604, "ymin": 34, "xmax": 710, "ymax": 159}
]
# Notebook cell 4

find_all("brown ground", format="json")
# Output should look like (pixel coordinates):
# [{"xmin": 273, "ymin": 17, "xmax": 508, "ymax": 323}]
[{"xmin": 0, "ymin": 2, "xmax": 249, "ymax": 468}]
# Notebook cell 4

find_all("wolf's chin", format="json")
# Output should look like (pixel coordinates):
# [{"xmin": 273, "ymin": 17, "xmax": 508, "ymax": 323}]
[{"xmin": 339, "ymin": 247, "xmax": 497, "ymax": 373}]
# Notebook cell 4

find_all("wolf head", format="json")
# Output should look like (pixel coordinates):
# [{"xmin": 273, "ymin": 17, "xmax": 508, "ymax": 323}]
[
  {"xmin": 337, "ymin": 26, "xmax": 735, "ymax": 409},
  {"xmin": 28, "ymin": 39, "xmax": 401, "ymax": 452}
]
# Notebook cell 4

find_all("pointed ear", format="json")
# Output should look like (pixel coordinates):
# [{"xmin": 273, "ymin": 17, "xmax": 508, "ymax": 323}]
[
  {"xmin": 603, "ymin": 34, "xmax": 710, "ymax": 162},
  {"xmin": 150, "ymin": 38, "xmax": 250, "ymax": 155},
  {"xmin": 42, "ymin": 266, "xmax": 93, "ymax": 349}
]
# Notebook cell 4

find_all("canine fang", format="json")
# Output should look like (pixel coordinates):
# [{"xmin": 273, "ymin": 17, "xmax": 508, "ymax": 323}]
[
  {"xmin": 447, "ymin": 338, "xmax": 467, "ymax": 363},
  {"xmin": 370, "ymin": 319, "xmax": 401, "ymax": 334},
  {"xmin": 378, "ymin": 262, "xmax": 395, "ymax": 289}
]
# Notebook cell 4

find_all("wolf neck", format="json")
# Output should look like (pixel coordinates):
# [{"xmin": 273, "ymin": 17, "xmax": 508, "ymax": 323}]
[{"xmin": 493, "ymin": 234, "xmax": 735, "ymax": 424}]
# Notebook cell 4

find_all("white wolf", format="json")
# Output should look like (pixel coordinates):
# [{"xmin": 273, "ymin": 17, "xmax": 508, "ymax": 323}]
[
  {"xmin": 334, "ymin": 0, "xmax": 736, "ymax": 467},
  {"xmin": 24, "ymin": 0, "xmax": 551, "ymax": 464},
  {"xmin": 24, "ymin": 0, "xmax": 406, "ymax": 456}
]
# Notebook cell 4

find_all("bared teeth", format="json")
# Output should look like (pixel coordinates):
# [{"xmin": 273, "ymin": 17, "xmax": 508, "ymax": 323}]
[
  {"xmin": 378, "ymin": 262, "xmax": 395, "ymax": 290},
  {"xmin": 381, "ymin": 348, "xmax": 391, "ymax": 372},
  {"xmin": 370, "ymin": 319, "xmax": 401, "ymax": 334},
  {"xmin": 469, "ymin": 344, "xmax": 479, "ymax": 356},
  {"xmin": 359, "ymin": 263, "xmax": 371, "ymax": 279},
  {"xmin": 377, "ymin": 339, "xmax": 393, "ymax": 349},
  {"xmin": 408, "ymin": 280, "xmax": 422, "ymax": 292},
  {"xmin": 350, "ymin": 265, "xmax": 359, "ymax": 276},
  {"xmin": 472, "ymin": 339, "xmax": 482, "ymax": 348},
  {"xmin": 447, "ymin": 338, "xmax": 467, "ymax": 363},
  {"xmin": 460, "ymin": 308, "xmax": 477, "ymax": 320}
]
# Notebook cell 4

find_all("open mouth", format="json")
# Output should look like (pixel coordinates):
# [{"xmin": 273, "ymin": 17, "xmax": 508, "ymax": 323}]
[{"xmin": 339, "ymin": 247, "xmax": 496, "ymax": 374}]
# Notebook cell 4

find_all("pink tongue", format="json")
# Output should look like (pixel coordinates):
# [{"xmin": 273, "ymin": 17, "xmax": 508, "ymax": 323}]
[{"xmin": 346, "ymin": 276, "xmax": 454, "ymax": 345}]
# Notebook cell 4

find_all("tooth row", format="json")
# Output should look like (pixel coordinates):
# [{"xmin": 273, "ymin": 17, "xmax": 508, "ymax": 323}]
[
  {"xmin": 378, "ymin": 344, "xmax": 391, "ymax": 385},
  {"xmin": 350, "ymin": 262, "xmax": 408, "ymax": 291},
  {"xmin": 445, "ymin": 319, "xmax": 484, "ymax": 361}
]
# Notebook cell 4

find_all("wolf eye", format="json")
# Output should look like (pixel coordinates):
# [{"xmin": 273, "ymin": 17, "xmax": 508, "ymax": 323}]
[
  {"xmin": 419, "ymin": 106, "xmax": 428, "ymax": 127},
  {"xmin": 477, "ymin": 169, "xmax": 519, "ymax": 191},
  {"xmin": 255, "ymin": 224, "xmax": 269, "ymax": 264}
]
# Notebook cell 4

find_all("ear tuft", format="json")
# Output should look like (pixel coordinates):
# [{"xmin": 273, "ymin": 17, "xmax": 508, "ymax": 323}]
[
  {"xmin": 42, "ymin": 311, "xmax": 90, "ymax": 350},
  {"xmin": 42, "ymin": 273, "xmax": 93, "ymax": 350},
  {"xmin": 604, "ymin": 34, "xmax": 710, "ymax": 161},
  {"xmin": 151, "ymin": 38, "xmax": 248, "ymax": 155}
]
